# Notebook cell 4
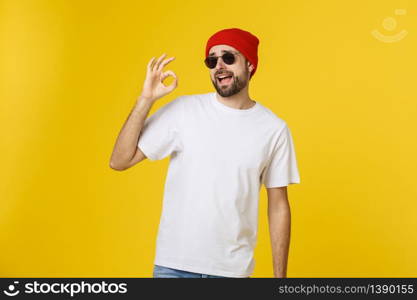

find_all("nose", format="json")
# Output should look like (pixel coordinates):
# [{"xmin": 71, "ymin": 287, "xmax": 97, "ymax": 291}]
[{"xmin": 215, "ymin": 56, "xmax": 227, "ymax": 69}]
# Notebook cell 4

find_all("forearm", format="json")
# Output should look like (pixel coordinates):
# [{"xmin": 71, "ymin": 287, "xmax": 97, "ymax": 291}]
[
  {"xmin": 110, "ymin": 95, "xmax": 154, "ymax": 169},
  {"xmin": 268, "ymin": 204, "xmax": 291, "ymax": 278}
]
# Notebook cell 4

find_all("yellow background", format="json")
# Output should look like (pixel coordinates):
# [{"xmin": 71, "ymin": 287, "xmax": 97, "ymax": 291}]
[{"xmin": 1, "ymin": 0, "xmax": 416, "ymax": 277}]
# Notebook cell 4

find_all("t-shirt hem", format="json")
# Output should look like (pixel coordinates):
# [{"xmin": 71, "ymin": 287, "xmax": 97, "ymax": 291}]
[
  {"xmin": 137, "ymin": 140, "xmax": 158, "ymax": 161},
  {"xmin": 154, "ymin": 257, "xmax": 251, "ymax": 278},
  {"xmin": 265, "ymin": 179, "xmax": 301, "ymax": 188}
]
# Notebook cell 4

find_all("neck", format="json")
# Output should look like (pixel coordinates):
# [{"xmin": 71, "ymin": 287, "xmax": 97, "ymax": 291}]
[{"xmin": 215, "ymin": 86, "xmax": 255, "ymax": 110}]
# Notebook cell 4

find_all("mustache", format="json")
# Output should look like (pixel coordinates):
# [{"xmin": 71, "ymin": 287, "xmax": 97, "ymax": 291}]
[{"xmin": 215, "ymin": 72, "xmax": 234, "ymax": 77}]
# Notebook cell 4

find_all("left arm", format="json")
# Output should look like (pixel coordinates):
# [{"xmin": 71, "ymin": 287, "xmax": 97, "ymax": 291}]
[{"xmin": 267, "ymin": 186, "xmax": 291, "ymax": 278}]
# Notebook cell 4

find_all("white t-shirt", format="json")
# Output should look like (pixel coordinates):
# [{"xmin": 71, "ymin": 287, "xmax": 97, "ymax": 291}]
[{"xmin": 138, "ymin": 92, "xmax": 300, "ymax": 277}]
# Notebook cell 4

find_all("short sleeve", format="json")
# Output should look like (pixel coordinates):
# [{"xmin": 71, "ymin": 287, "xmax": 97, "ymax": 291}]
[
  {"xmin": 137, "ymin": 97, "xmax": 184, "ymax": 161},
  {"xmin": 261, "ymin": 124, "xmax": 301, "ymax": 188}
]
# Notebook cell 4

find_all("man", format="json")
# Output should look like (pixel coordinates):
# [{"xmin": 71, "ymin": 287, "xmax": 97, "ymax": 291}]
[{"xmin": 110, "ymin": 28, "xmax": 300, "ymax": 278}]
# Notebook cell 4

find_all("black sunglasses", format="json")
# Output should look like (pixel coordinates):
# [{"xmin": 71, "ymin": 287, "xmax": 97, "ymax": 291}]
[{"xmin": 204, "ymin": 51, "xmax": 239, "ymax": 69}]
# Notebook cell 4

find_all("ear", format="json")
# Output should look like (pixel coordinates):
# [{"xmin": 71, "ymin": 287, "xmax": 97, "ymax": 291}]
[{"xmin": 247, "ymin": 60, "xmax": 254, "ymax": 74}]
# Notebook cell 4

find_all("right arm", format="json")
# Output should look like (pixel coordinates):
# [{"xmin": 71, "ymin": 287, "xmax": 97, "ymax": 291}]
[
  {"xmin": 109, "ymin": 53, "xmax": 178, "ymax": 171},
  {"xmin": 109, "ymin": 96, "xmax": 154, "ymax": 170}
]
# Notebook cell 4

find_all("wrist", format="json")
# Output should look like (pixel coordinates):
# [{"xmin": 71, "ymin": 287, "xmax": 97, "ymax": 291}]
[
  {"xmin": 138, "ymin": 92, "xmax": 155, "ymax": 102},
  {"xmin": 136, "ymin": 95, "xmax": 154, "ymax": 106}
]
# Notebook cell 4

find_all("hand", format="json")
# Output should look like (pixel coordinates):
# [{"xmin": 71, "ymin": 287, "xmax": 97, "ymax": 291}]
[{"xmin": 140, "ymin": 53, "xmax": 178, "ymax": 102}]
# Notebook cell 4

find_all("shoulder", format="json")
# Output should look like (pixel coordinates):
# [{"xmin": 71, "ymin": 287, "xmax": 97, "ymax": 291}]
[
  {"xmin": 174, "ymin": 92, "xmax": 213, "ymax": 112},
  {"xmin": 256, "ymin": 102, "xmax": 288, "ymax": 133},
  {"xmin": 158, "ymin": 93, "xmax": 204, "ymax": 111},
  {"xmin": 178, "ymin": 92, "xmax": 212, "ymax": 104}
]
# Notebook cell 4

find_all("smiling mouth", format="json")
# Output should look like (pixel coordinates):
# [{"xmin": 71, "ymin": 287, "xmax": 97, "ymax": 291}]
[{"xmin": 217, "ymin": 75, "xmax": 233, "ymax": 85}]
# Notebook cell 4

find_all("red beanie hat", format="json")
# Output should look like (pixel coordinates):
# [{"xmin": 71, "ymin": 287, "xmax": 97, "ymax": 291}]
[{"xmin": 205, "ymin": 28, "xmax": 260, "ymax": 78}]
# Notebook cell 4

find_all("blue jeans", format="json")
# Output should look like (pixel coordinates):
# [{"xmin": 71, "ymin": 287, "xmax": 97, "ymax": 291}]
[{"xmin": 153, "ymin": 264, "xmax": 232, "ymax": 278}]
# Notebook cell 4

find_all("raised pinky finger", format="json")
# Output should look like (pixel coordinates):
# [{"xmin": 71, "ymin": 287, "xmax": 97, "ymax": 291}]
[{"xmin": 147, "ymin": 57, "xmax": 156, "ymax": 70}]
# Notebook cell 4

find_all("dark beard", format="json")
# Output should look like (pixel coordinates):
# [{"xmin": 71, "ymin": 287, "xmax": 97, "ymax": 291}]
[{"xmin": 212, "ymin": 74, "xmax": 248, "ymax": 97}]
